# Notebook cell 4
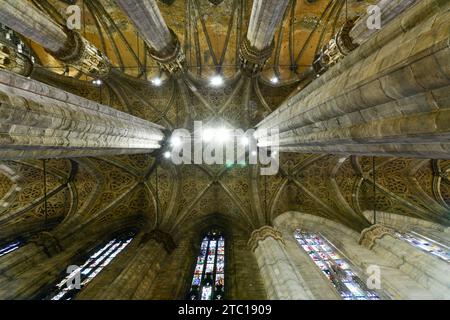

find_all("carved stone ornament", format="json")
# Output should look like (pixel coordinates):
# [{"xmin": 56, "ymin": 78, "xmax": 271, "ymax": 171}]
[
  {"xmin": 140, "ymin": 229, "xmax": 177, "ymax": 254},
  {"xmin": 248, "ymin": 225, "xmax": 284, "ymax": 252},
  {"xmin": 148, "ymin": 29, "xmax": 186, "ymax": 76},
  {"xmin": 49, "ymin": 30, "xmax": 111, "ymax": 78},
  {"xmin": 358, "ymin": 224, "xmax": 395, "ymax": 249},
  {"xmin": 239, "ymin": 37, "xmax": 275, "ymax": 77}
]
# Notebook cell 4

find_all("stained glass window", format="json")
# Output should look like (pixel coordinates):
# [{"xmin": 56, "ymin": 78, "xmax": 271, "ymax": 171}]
[
  {"xmin": 396, "ymin": 231, "xmax": 449, "ymax": 262},
  {"xmin": 44, "ymin": 232, "xmax": 135, "ymax": 300},
  {"xmin": 294, "ymin": 229, "xmax": 380, "ymax": 300},
  {"xmin": 188, "ymin": 230, "xmax": 225, "ymax": 300},
  {"xmin": 0, "ymin": 239, "xmax": 22, "ymax": 257}
]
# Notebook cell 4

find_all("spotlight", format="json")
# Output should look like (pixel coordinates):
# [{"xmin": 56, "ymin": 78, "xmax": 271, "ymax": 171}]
[
  {"xmin": 270, "ymin": 76, "xmax": 279, "ymax": 84},
  {"xmin": 152, "ymin": 77, "xmax": 162, "ymax": 86},
  {"xmin": 163, "ymin": 151, "xmax": 171, "ymax": 159},
  {"xmin": 170, "ymin": 136, "xmax": 182, "ymax": 147},
  {"xmin": 210, "ymin": 75, "xmax": 224, "ymax": 87},
  {"xmin": 92, "ymin": 79, "xmax": 103, "ymax": 86},
  {"xmin": 216, "ymin": 128, "xmax": 230, "ymax": 143},
  {"xmin": 202, "ymin": 128, "xmax": 214, "ymax": 142}
]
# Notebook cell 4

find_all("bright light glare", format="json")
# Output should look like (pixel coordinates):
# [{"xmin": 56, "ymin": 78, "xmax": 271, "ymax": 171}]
[
  {"xmin": 216, "ymin": 128, "xmax": 230, "ymax": 142},
  {"xmin": 210, "ymin": 75, "xmax": 224, "ymax": 87},
  {"xmin": 270, "ymin": 77, "xmax": 279, "ymax": 84},
  {"xmin": 170, "ymin": 136, "xmax": 182, "ymax": 147},
  {"xmin": 251, "ymin": 150, "xmax": 257, "ymax": 156},
  {"xmin": 163, "ymin": 151, "xmax": 171, "ymax": 159},
  {"xmin": 241, "ymin": 137, "xmax": 249, "ymax": 146},
  {"xmin": 202, "ymin": 128, "xmax": 214, "ymax": 142},
  {"xmin": 152, "ymin": 77, "xmax": 162, "ymax": 86},
  {"xmin": 92, "ymin": 79, "xmax": 103, "ymax": 86}
]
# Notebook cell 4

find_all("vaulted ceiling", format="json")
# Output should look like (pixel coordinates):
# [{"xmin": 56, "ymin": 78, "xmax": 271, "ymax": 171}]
[{"xmin": 1, "ymin": 0, "xmax": 448, "ymax": 243}]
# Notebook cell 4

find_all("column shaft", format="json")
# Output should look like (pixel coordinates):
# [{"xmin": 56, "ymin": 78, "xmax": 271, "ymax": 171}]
[
  {"xmin": 117, "ymin": 0, "xmax": 185, "ymax": 74},
  {"xmin": 239, "ymin": 0, "xmax": 289, "ymax": 76},
  {"xmin": 0, "ymin": 0, "xmax": 110, "ymax": 77},
  {"xmin": 0, "ymin": 69, "xmax": 164, "ymax": 160},
  {"xmin": 256, "ymin": 0, "xmax": 450, "ymax": 158},
  {"xmin": 248, "ymin": 226, "xmax": 313, "ymax": 300},
  {"xmin": 246, "ymin": 0, "xmax": 290, "ymax": 51}
]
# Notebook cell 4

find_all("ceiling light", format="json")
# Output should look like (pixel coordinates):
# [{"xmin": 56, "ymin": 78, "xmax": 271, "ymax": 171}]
[
  {"xmin": 270, "ymin": 76, "xmax": 279, "ymax": 84},
  {"xmin": 216, "ymin": 128, "xmax": 230, "ymax": 142},
  {"xmin": 170, "ymin": 136, "xmax": 182, "ymax": 147},
  {"xmin": 92, "ymin": 79, "xmax": 103, "ymax": 86},
  {"xmin": 152, "ymin": 77, "xmax": 162, "ymax": 86},
  {"xmin": 210, "ymin": 75, "xmax": 224, "ymax": 87},
  {"xmin": 202, "ymin": 128, "xmax": 214, "ymax": 142}
]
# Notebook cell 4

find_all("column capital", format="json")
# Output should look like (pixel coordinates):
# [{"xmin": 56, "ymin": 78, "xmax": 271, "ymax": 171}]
[
  {"xmin": 148, "ymin": 29, "xmax": 186, "ymax": 76},
  {"xmin": 49, "ymin": 30, "xmax": 111, "ymax": 79},
  {"xmin": 313, "ymin": 17, "xmax": 358, "ymax": 75},
  {"xmin": 238, "ymin": 37, "xmax": 274, "ymax": 77},
  {"xmin": 0, "ymin": 43, "xmax": 33, "ymax": 77},
  {"xmin": 139, "ymin": 229, "xmax": 177, "ymax": 254},
  {"xmin": 248, "ymin": 225, "xmax": 284, "ymax": 252},
  {"xmin": 358, "ymin": 224, "xmax": 395, "ymax": 249}
]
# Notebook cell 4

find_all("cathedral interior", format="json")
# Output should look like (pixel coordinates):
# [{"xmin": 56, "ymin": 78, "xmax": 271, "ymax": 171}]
[{"xmin": 0, "ymin": 0, "xmax": 449, "ymax": 301}]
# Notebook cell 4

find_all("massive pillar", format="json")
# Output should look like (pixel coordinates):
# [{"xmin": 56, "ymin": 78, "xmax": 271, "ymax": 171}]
[
  {"xmin": 92, "ymin": 230, "xmax": 176, "ymax": 299},
  {"xmin": 116, "ymin": 0, "xmax": 185, "ymax": 75},
  {"xmin": 0, "ymin": 69, "xmax": 164, "ymax": 160},
  {"xmin": 256, "ymin": 0, "xmax": 450, "ymax": 159},
  {"xmin": 359, "ymin": 224, "xmax": 450, "ymax": 298},
  {"xmin": 314, "ymin": 0, "xmax": 420, "ymax": 74},
  {"xmin": 0, "ymin": 0, "xmax": 110, "ymax": 78},
  {"xmin": 239, "ymin": 0, "xmax": 289, "ymax": 77},
  {"xmin": 248, "ymin": 226, "xmax": 314, "ymax": 300}
]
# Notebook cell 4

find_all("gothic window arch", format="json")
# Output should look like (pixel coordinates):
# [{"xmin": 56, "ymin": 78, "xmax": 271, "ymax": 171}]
[
  {"xmin": 0, "ymin": 238, "xmax": 23, "ymax": 257},
  {"xmin": 294, "ymin": 229, "xmax": 381, "ymax": 300},
  {"xmin": 187, "ymin": 229, "xmax": 225, "ymax": 300},
  {"xmin": 395, "ymin": 231, "xmax": 449, "ymax": 262},
  {"xmin": 43, "ymin": 231, "xmax": 136, "ymax": 300}
]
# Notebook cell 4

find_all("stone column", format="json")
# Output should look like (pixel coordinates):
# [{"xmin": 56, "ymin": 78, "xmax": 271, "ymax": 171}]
[
  {"xmin": 239, "ymin": 0, "xmax": 289, "ymax": 76},
  {"xmin": 0, "ymin": 0, "xmax": 110, "ymax": 78},
  {"xmin": 256, "ymin": 0, "xmax": 450, "ymax": 159},
  {"xmin": 95, "ymin": 230, "xmax": 176, "ymax": 299},
  {"xmin": 313, "ymin": 0, "xmax": 420, "ymax": 75},
  {"xmin": 359, "ymin": 224, "xmax": 450, "ymax": 298},
  {"xmin": 350, "ymin": 0, "xmax": 420, "ymax": 45},
  {"xmin": 117, "ymin": 0, "xmax": 185, "ymax": 75},
  {"xmin": 248, "ymin": 226, "xmax": 314, "ymax": 300},
  {"xmin": 0, "ymin": 69, "xmax": 164, "ymax": 160}
]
